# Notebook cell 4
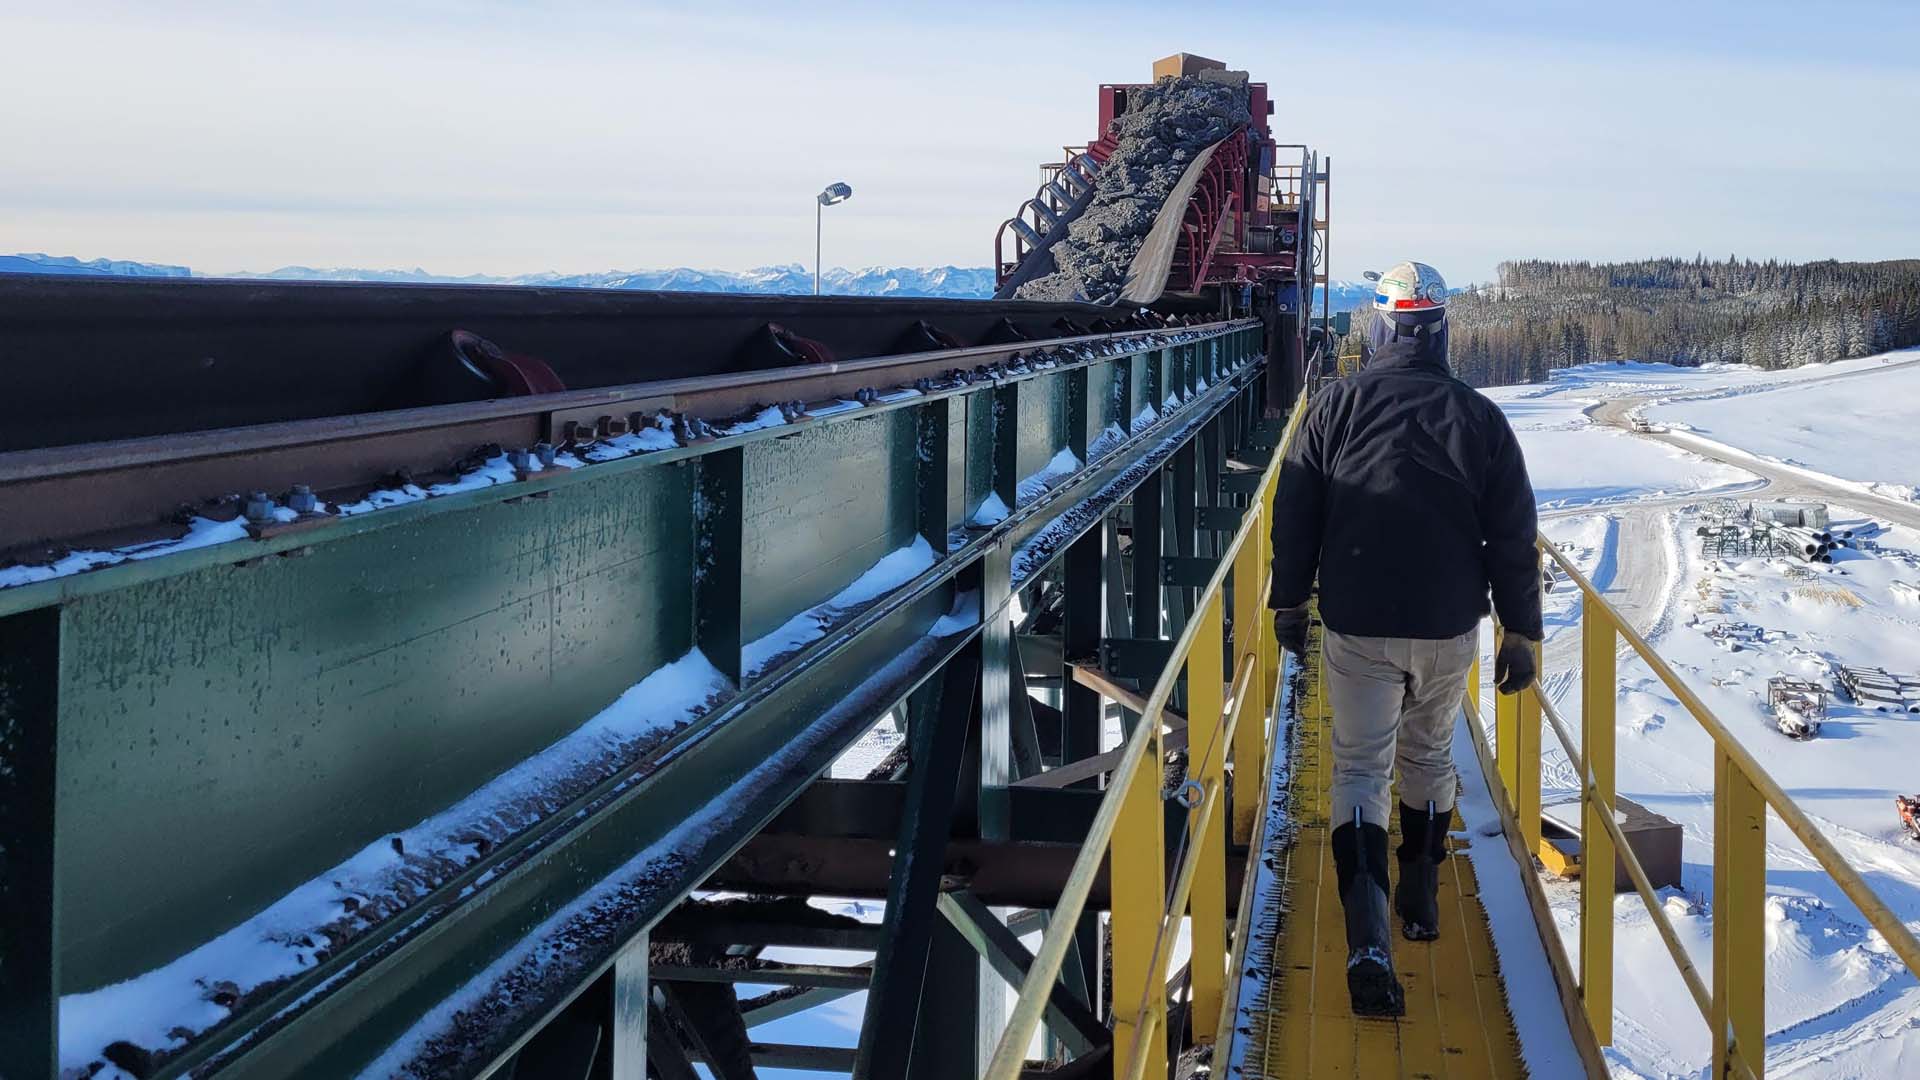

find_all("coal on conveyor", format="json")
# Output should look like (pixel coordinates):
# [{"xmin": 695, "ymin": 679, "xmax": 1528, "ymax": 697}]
[{"xmin": 1016, "ymin": 70, "xmax": 1251, "ymax": 304}]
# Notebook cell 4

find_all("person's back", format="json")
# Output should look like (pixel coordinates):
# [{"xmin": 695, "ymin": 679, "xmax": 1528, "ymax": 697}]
[
  {"xmin": 1283, "ymin": 329, "xmax": 1540, "ymax": 642},
  {"xmin": 1267, "ymin": 260, "xmax": 1542, "ymax": 1018}
]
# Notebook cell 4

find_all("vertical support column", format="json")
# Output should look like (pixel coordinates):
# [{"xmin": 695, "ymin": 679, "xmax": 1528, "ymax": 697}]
[
  {"xmin": 1145, "ymin": 347, "xmax": 1163, "ymax": 427},
  {"xmin": 1516, "ymin": 641, "xmax": 1543, "ymax": 857},
  {"xmin": 694, "ymin": 449, "xmax": 745, "ymax": 684},
  {"xmin": 1580, "ymin": 605, "xmax": 1616, "ymax": 1046},
  {"xmin": 1712, "ymin": 751, "xmax": 1767, "ymax": 1080},
  {"xmin": 855, "ymin": 646, "xmax": 982, "ymax": 1078},
  {"xmin": 1196, "ymin": 416, "xmax": 1222, "ymax": 560},
  {"xmin": 1169, "ymin": 442, "xmax": 1199, "ymax": 635},
  {"xmin": 1133, "ymin": 470, "xmax": 1164, "ymax": 643},
  {"xmin": 993, "ymin": 382, "xmax": 1019, "ymax": 515},
  {"xmin": 1494, "ymin": 624, "xmax": 1518, "ymax": 798},
  {"xmin": 0, "ymin": 607, "xmax": 57, "ymax": 1080},
  {"xmin": 908, "ymin": 921, "xmax": 985, "ymax": 1080},
  {"xmin": 1187, "ymin": 594, "xmax": 1228, "ymax": 1043},
  {"xmin": 1466, "ymin": 644, "xmax": 1482, "ymax": 722},
  {"xmin": 979, "ymin": 545, "xmax": 1013, "ymax": 841},
  {"xmin": 608, "ymin": 935, "xmax": 648, "ymax": 1079},
  {"xmin": 1230, "ymin": 499, "xmax": 1268, "ymax": 846},
  {"xmin": 916, "ymin": 398, "xmax": 953, "ymax": 555},
  {"xmin": 1111, "ymin": 724, "xmax": 1167, "ymax": 1080},
  {"xmin": 1066, "ymin": 366, "xmax": 1092, "ymax": 463},
  {"xmin": 1258, "ymin": 444, "xmax": 1282, "ymax": 717},
  {"xmin": 1063, "ymin": 525, "xmax": 1106, "ymax": 774}
]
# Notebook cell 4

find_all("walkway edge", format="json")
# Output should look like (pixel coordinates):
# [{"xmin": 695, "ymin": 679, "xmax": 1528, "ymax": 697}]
[{"xmin": 1459, "ymin": 702, "xmax": 1612, "ymax": 1077}]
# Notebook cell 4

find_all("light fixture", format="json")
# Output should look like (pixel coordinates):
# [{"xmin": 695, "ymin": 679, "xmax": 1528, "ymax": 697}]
[{"xmin": 816, "ymin": 182, "xmax": 853, "ymax": 295}]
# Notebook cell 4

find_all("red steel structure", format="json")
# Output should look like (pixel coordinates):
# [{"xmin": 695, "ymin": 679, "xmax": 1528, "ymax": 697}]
[{"xmin": 995, "ymin": 59, "xmax": 1329, "ymax": 413}]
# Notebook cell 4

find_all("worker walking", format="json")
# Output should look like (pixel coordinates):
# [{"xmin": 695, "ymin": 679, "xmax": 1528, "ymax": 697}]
[{"xmin": 1267, "ymin": 261, "xmax": 1542, "ymax": 1017}]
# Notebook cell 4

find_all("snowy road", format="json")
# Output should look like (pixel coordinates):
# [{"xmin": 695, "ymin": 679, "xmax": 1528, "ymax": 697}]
[{"xmin": 1590, "ymin": 395, "xmax": 1920, "ymax": 534}]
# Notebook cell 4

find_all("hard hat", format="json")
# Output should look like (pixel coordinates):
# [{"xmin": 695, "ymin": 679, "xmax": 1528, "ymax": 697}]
[{"xmin": 1365, "ymin": 261, "xmax": 1448, "ymax": 315}]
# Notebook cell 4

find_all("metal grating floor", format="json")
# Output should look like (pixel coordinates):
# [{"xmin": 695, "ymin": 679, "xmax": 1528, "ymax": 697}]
[{"xmin": 1226, "ymin": 634, "xmax": 1529, "ymax": 1079}]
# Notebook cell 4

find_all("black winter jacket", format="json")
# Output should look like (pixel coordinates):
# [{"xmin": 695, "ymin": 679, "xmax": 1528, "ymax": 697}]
[{"xmin": 1268, "ymin": 332, "xmax": 1543, "ymax": 640}]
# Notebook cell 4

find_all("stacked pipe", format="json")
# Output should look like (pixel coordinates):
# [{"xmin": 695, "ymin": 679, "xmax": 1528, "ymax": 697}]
[{"xmin": 1777, "ymin": 525, "xmax": 1842, "ymax": 562}]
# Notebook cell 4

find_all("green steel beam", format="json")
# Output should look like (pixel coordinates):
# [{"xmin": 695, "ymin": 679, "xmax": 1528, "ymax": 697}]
[
  {"xmin": 610, "ymin": 941, "xmax": 647, "ymax": 1080},
  {"xmin": 650, "ymin": 964, "xmax": 871, "ymax": 990},
  {"xmin": 644, "ymin": 1000, "xmax": 700, "ymax": 1080},
  {"xmin": 1197, "ymin": 506, "xmax": 1244, "ymax": 532},
  {"xmin": 6, "ymin": 323, "xmax": 1268, "ymax": 1080},
  {"xmin": 0, "ymin": 607, "xmax": 57, "ymax": 1078},
  {"xmin": 853, "ymin": 646, "xmax": 980, "ymax": 1079},
  {"xmin": 658, "ymin": 983, "xmax": 754, "ymax": 1080},
  {"xmin": 909, "ymin": 921, "xmax": 983, "ymax": 1080}
]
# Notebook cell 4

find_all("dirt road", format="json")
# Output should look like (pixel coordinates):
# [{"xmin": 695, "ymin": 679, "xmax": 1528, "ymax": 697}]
[{"xmin": 1589, "ymin": 395, "xmax": 1920, "ymax": 533}]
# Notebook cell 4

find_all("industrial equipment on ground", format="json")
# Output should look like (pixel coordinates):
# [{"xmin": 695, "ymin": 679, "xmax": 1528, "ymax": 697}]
[
  {"xmin": 1899, "ymin": 795, "xmax": 1920, "ymax": 841},
  {"xmin": 1767, "ymin": 676, "xmax": 1828, "ymax": 739}
]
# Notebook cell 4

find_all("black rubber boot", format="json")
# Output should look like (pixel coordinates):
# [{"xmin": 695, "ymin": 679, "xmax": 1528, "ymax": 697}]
[
  {"xmin": 1331, "ymin": 812, "xmax": 1405, "ymax": 1017},
  {"xmin": 1396, "ymin": 801, "xmax": 1450, "ymax": 942}
]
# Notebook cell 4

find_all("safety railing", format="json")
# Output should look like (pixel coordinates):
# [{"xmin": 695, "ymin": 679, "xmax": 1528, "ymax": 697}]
[
  {"xmin": 980, "ymin": 399, "xmax": 1305, "ymax": 1080},
  {"xmin": 1480, "ymin": 539, "xmax": 1920, "ymax": 1080}
]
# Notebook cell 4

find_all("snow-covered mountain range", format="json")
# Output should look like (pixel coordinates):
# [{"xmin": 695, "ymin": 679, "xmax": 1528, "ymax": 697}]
[
  {"xmin": 0, "ymin": 253, "xmax": 191, "ymax": 277},
  {"xmin": 1, "ymin": 252, "xmax": 1380, "ymax": 310},
  {"xmin": 0, "ymin": 254, "xmax": 996, "ymax": 299}
]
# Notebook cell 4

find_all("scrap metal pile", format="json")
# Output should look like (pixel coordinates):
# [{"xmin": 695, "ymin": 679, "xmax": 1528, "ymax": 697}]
[
  {"xmin": 1015, "ymin": 71, "xmax": 1251, "ymax": 304},
  {"xmin": 1695, "ymin": 500, "xmax": 1853, "ymax": 564},
  {"xmin": 1837, "ymin": 666, "xmax": 1920, "ymax": 713}
]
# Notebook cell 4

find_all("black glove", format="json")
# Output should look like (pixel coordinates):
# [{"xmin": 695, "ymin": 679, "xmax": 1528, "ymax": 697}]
[
  {"xmin": 1494, "ymin": 634, "xmax": 1538, "ymax": 695},
  {"xmin": 1273, "ymin": 605, "xmax": 1310, "ymax": 656}
]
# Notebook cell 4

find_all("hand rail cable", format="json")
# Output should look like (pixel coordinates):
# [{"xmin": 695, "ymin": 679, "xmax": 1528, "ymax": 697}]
[{"xmin": 981, "ymin": 395, "xmax": 1308, "ymax": 1079}]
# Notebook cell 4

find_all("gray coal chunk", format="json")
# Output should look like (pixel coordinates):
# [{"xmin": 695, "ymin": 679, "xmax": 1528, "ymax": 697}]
[{"xmin": 1016, "ymin": 72, "xmax": 1250, "ymax": 303}]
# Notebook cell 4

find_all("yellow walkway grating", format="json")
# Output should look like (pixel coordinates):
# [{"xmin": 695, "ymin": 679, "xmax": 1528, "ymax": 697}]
[{"xmin": 1228, "ymin": 633, "xmax": 1529, "ymax": 1079}]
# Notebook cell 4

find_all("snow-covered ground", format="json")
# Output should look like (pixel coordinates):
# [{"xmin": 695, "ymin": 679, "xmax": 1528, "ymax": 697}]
[
  {"xmin": 1486, "ymin": 377, "xmax": 1757, "ymax": 512},
  {"xmin": 1646, "ymin": 358, "xmax": 1920, "ymax": 504},
  {"xmin": 1484, "ymin": 356, "xmax": 1920, "ymax": 1078}
]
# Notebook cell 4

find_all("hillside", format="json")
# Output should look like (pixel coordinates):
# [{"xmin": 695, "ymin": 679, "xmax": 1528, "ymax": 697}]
[{"xmin": 1439, "ymin": 257, "xmax": 1920, "ymax": 387}]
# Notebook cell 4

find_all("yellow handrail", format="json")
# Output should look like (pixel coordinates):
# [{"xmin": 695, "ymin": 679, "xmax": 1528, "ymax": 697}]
[
  {"xmin": 978, "ymin": 384, "xmax": 1920, "ymax": 1080},
  {"xmin": 980, "ymin": 398, "xmax": 1307, "ymax": 1079},
  {"xmin": 1490, "ymin": 537, "xmax": 1920, "ymax": 1080}
]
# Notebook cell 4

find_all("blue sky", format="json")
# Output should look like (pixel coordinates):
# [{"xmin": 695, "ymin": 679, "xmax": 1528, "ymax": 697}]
[{"xmin": 3, "ymin": 0, "xmax": 1916, "ymax": 284}]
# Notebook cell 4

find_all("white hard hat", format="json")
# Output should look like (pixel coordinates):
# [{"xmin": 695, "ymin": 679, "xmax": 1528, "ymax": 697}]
[{"xmin": 1366, "ymin": 261, "xmax": 1448, "ymax": 314}]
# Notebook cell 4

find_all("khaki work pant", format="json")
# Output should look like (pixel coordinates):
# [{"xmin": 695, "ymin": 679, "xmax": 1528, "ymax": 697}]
[{"xmin": 1323, "ymin": 628, "xmax": 1477, "ymax": 830}]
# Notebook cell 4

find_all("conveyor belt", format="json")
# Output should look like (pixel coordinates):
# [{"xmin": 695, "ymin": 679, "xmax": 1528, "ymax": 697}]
[{"xmin": 1225, "ymin": 626, "xmax": 1529, "ymax": 1078}]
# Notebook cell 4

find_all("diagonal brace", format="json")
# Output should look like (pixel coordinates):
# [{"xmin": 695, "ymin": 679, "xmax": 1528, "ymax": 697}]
[{"xmin": 936, "ymin": 890, "xmax": 1107, "ymax": 1058}]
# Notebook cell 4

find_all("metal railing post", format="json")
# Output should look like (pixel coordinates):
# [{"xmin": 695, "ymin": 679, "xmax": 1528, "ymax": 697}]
[
  {"xmin": 1713, "ymin": 751, "xmax": 1767, "ymax": 1079},
  {"xmin": 1581, "ymin": 603, "xmax": 1616, "ymax": 1045},
  {"xmin": 1187, "ymin": 594, "xmax": 1228, "ymax": 1042},
  {"xmin": 1517, "ymin": 640, "xmax": 1543, "ymax": 857},
  {"xmin": 1257, "ymin": 433, "xmax": 1282, "ymax": 719},
  {"xmin": 1110, "ymin": 729, "xmax": 1167, "ymax": 1079},
  {"xmin": 1230, "ymin": 504, "xmax": 1266, "ymax": 846},
  {"xmin": 1466, "ymin": 645, "xmax": 1482, "ymax": 722},
  {"xmin": 1494, "ymin": 622, "xmax": 1520, "ymax": 801}
]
